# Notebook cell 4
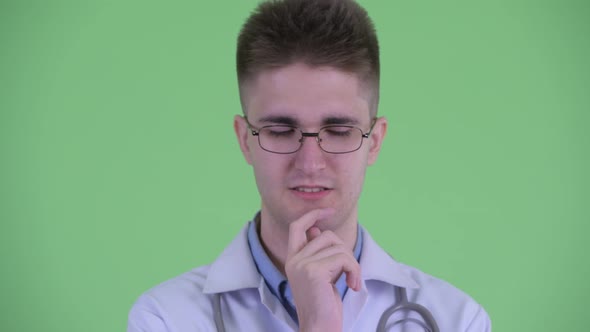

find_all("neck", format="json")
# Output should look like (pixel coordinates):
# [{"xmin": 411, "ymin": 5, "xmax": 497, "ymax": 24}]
[{"xmin": 258, "ymin": 208, "xmax": 359, "ymax": 275}]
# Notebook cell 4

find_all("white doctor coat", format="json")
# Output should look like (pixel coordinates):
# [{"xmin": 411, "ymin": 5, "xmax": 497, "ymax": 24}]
[{"xmin": 128, "ymin": 224, "xmax": 491, "ymax": 331}]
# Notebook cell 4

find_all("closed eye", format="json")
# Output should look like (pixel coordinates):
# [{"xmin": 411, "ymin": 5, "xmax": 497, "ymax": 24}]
[
  {"xmin": 263, "ymin": 126, "xmax": 297, "ymax": 137},
  {"xmin": 323, "ymin": 127, "xmax": 354, "ymax": 137}
]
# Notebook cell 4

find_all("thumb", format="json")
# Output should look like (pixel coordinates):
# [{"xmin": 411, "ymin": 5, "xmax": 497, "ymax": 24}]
[{"xmin": 306, "ymin": 226, "xmax": 321, "ymax": 242}]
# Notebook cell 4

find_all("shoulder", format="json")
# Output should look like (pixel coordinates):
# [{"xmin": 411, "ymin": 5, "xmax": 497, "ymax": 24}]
[
  {"xmin": 397, "ymin": 262, "xmax": 492, "ymax": 331},
  {"xmin": 360, "ymin": 227, "xmax": 491, "ymax": 330},
  {"xmin": 127, "ymin": 265, "xmax": 217, "ymax": 332},
  {"xmin": 127, "ymin": 224, "xmax": 256, "ymax": 332},
  {"xmin": 398, "ymin": 261, "xmax": 472, "ymax": 302},
  {"xmin": 141, "ymin": 265, "xmax": 211, "ymax": 301}
]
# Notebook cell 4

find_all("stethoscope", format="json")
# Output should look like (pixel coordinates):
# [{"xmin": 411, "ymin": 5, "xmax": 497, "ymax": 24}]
[{"xmin": 212, "ymin": 285, "xmax": 440, "ymax": 332}]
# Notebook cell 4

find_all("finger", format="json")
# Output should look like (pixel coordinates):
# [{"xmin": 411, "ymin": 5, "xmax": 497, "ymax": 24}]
[
  {"xmin": 294, "ymin": 246, "xmax": 360, "ymax": 287},
  {"xmin": 288, "ymin": 242, "xmax": 356, "ymax": 285},
  {"xmin": 295, "ymin": 230, "xmax": 345, "ymax": 258},
  {"xmin": 287, "ymin": 208, "xmax": 335, "ymax": 257},
  {"xmin": 296, "ymin": 244, "xmax": 356, "ymax": 270},
  {"xmin": 346, "ymin": 262, "xmax": 362, "ymax": 292},
  {"xmin": 309, "ymin": 253, "xmax": 362, "ymax": 291}
]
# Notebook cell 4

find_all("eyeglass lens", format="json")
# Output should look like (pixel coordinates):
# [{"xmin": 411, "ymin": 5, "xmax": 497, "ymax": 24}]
[{"xmin": 257, "ymin": 126, "xmax": 364, "ymax": 154}]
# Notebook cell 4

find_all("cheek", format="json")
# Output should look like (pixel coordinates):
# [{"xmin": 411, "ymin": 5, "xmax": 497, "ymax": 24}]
[
  {"xmin": 252, "ymin": 155, "xmax": 288, "ymax": 191},
  {"xmin": 334, "ymin": 155, "xmax": 368, "ymax": 193}
]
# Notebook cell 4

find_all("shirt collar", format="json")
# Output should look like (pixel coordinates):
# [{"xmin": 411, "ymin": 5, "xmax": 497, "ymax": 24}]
[{"xmin": 246, "ymin": 213, "xmax": 285, "ymax": 299}]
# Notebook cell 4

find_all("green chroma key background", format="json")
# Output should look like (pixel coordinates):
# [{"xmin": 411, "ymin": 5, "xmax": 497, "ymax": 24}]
[{"xmin": 1, "ymin": 0, "xmax": 588, "ymax": 331}]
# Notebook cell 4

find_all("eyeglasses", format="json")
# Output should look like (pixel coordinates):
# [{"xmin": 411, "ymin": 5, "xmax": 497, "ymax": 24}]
[{"xmin": 244, "ymin": 116, "xmax": 377, "ymax": 154}]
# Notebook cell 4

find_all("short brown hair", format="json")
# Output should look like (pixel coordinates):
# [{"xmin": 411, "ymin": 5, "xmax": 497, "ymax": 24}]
[{"xmin": 237, "ymin": 0, "xmax": 380, "ymax": 115}]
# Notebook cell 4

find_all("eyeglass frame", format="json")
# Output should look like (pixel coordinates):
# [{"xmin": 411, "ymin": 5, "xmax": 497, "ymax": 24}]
[{"xmin": 243, "ymin": 116, "xmax": 378, "ymax": 154}]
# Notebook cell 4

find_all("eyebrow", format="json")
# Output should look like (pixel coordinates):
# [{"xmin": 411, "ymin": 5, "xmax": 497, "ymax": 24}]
[
  {"xmin": 257, "ymin": 115, "xmax": 298, "ymax": 126},
  {"xmin": 321, "ymin": 116, "xmax": 360, "ymax": 126},
  {"xmin": 256, "ymin": 115, "xmax": 360, "ymax": 127}
]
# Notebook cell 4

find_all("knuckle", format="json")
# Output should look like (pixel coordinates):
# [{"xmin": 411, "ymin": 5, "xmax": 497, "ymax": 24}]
[
  {"xmin": 295, "ymin": 260, "xmax": 307, "ymax": 271},
  {"xmin": 336, "ymin": 251, "xmax": 355, "ymax": 263},
  {"xmin": 321, "ymin": 230, "xmax": 335, "ymax": 238},
  {"xmin": 285, "ymin": 258, "xmax": 299, "ymax": 274},
  {"xmin": 303, "ymin": 262, "xmax": 320, "ymax": 278},
  {"xmin": 288, "ymin": 221, "xmax": 298, "ymax": 232},
  {"xmin": 335, "ymin": 252, "xmax": 348, "ymax": 260},
  {"xmin": 322, "ymin": 230, "xmax": 343, "ymax": 244},
  {"xmin": 288, "ymin": 258, "xmax": 309, "ymax": 274}
]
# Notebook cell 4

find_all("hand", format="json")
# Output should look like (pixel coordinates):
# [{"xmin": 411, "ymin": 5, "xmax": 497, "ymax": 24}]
[{"xmin": 284, "ymin": 209, "xmax": 362, "ymax": 332}]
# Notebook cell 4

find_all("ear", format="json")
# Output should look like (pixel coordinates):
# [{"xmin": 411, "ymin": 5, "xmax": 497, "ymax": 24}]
[
  {"xmin": 367, "ymin": 116, "xmax": 388, "ymax": 165},
  {"xmin": 234, "ymin": 115, "xmax": 253, "ymax": 165}
]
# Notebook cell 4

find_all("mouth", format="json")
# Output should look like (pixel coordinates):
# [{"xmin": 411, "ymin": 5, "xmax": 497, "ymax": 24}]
[
  {"xmin": 292, "ymin": 187, "xmax": 330, "ymax": 193},
  {"xmin": 289, "ymin": 186, "xmax": 332, "ymax": 199}
]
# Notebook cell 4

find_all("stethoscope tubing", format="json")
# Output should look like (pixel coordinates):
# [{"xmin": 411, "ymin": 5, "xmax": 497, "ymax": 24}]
[
  {"xmin": 213, "ymin": 285, "xmax": 439, "ymax": 332},
  {"xmin": 376, "ymin": 286, "xmax": 439, "ymax": 332}
]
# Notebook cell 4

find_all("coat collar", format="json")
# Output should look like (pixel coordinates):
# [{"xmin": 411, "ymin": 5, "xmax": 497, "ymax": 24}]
[
  {"xmin": 203, "ymin": 223, "xmax": 419, "ymax": 294},
  {"xmin": 203, "ymin": 225, "xmax": 260, "ymax": 294},
  {"xmin": 359, "ymin": 228, "xmax": 420, "ymax": 289}
]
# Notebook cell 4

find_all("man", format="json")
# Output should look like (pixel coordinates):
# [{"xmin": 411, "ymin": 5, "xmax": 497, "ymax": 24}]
[{"xmin": 128, "ymin": 0, "xmax": 491, "ymax": 331}]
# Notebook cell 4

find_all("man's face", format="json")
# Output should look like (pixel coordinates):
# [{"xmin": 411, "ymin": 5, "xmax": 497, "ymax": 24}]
[{"xmin": 235, "ymin": 63, "xmax": 387, "ymax": 231}]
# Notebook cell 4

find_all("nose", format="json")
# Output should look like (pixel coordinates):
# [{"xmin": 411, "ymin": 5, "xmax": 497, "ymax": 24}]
[{"xmin": 294, "ymin": 135, "xmax": 326, "ymax": 173}]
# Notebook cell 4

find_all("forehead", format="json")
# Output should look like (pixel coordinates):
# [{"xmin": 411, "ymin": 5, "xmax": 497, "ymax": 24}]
[{"xmin": 241, "ymin": 63, "xmax": 372, "ymax": 126}]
